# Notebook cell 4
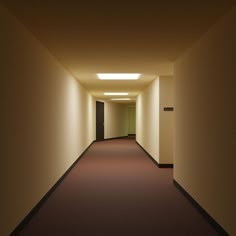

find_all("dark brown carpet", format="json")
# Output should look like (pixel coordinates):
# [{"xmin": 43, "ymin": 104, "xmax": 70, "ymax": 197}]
[{"xmin": 18, "ymin": 138, "xmax": 219, "ymax": 236}]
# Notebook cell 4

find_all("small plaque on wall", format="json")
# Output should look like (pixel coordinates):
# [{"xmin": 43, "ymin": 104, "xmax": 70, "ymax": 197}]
[{"xmin": 164, "ymin": 107, "xmax": 174, "ymax": 111}]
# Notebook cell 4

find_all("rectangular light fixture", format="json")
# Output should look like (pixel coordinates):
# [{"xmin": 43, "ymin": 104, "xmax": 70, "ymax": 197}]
[
  {"xmin": 104, "ymin": 92, "xmax": 128, "ymax": 96},
  {"xmin": 111, "ymin": 98, "xmax": 131, "ymax": 101},
  {"xmin": 97, "ymin": 73, "xmax": 140, "ymax": 80}
]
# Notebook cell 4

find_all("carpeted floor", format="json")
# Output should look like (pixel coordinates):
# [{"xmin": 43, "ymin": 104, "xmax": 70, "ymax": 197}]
[{"xmin": 17, "ymin": 138, "xmax": 219, "ymax": 236}]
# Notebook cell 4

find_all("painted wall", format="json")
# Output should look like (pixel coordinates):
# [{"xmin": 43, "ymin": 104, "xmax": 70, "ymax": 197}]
[
  {"xmin": 0, "ymin": 5, "xmax": 95, "ymax": 236},
  {"xmin": 174, "ymin": 7, "xmax": 236, "ymax": 236},
  {"xmin": 128, "ymin": 105, "xmax": 136, "ymax": 134},
  {"xmin": 104, "ymin": 102, "xmax": 128, "ymax": 139},
  {"xmin": 136, "ymin": 77, "xmax": 174, "ymax": 164},
  {"xmin": 136, "ymin": 79, "xmax": 160, "ymax": 162},
  {"xmin": 159, "ymin": 76, "xmax": 174, "ymax": 164}
]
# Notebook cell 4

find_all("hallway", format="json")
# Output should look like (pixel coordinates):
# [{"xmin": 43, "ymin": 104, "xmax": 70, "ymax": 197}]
[{"xmin": 17, "ymin": 138, "xmax": 218, "ymax": 236}]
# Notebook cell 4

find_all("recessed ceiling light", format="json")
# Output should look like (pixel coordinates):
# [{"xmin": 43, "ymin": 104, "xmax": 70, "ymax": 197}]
[
  {"xmin": 104, "ymin": 92, "xmax": 128, "ymax": 96},
  {"xmin": 97, "ymin": 73, "xmax": 141, "ymax": 80},
  {"xmin": 111, "ymin": 98, "xmax": 131, "ymax": 101}
]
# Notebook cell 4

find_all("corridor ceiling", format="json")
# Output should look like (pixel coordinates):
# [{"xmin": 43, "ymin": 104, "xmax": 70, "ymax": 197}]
[{"xmin": 2, "ymin": 0, "xmax": 235, "ymax": 102}]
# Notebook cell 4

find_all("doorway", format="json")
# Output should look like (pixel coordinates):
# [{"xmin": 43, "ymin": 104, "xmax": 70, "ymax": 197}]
[
  {"xmin": 96, "ymin": 101, "xmax": 104, "ymax": 141},
  {"xmin": 128, "ymin": 105, "xmax": 136, "ymax": 136}
]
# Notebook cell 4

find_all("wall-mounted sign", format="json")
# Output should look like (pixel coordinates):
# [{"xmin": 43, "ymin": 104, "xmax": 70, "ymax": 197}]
[{"xmin": 164, "ymin": 107, "xmax": 174, "ymax": 111}]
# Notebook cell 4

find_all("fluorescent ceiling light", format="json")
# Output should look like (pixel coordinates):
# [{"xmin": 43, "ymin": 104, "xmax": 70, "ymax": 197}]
[
  {"xmin": 97, "ymin": 73, "xmax": 140, "ymax": 80},
  {"xmin": 104, "ymin": 92, "xmax": 128, "ymax": 96},
  {"xmin": 111, "ymin": 98, "xmax": 131, "ymax": 101}
]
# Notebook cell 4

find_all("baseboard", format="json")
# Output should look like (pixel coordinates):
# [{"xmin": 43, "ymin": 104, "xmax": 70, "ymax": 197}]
[
  {"xmin": 173, "ymin": 180, "xmax": 229, "ymax": 236},
  {"xmin": 10, "ymin": 140, "xmax": 95, "ymax": 236},
  {"xmin": 97, "ymin": 136, "xmax": 128, "ymax": 141},
  {"xmin": 158, "ymin": 163, "xmax": 174, "ymax": 168},
  {"xmin": 136, "ymin": 141, "xmax": 173, "ymax": 168}
]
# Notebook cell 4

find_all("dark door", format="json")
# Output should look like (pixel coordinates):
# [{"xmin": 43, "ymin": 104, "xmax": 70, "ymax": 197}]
[{"xmin": 96, "ymin": 101, "xmax": 104, "ymax": 141}]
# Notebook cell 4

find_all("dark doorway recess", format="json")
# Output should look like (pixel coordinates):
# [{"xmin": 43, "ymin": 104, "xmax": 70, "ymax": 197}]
[{"xmin": 96, "ymin": 101, "xmax": 104, "ymax": 141}]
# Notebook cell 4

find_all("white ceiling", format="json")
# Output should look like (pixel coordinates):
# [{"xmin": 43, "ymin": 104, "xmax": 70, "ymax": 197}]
[{"xmin": 2, "ymin": 0, "xmax": 235, "ymax": 103}]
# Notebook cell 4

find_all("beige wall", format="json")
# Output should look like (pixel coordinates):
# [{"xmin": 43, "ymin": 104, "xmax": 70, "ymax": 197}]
[
  {"xmin": 136, "ymin": 77, "xmax": 174, "ymax": 164},
  {"xmin": 159, "ymin": 76, "xmax": 174, "ymax": 164},
  {"xmin": 174, "ymin": 7, "xmax": 236, "ymax": 236},
  {"xmin": 136, "ymin": 79, "xmax": 160, "ymax": 162},
  {"xmin": 104, "ymin": 102, "xmax": 128, "ymax": 139},
  {"xmin": 0, "ymin": 5, "xmax": 95, "ymax": 236},
  {"xmin": 128, "ymin": 106, "xmax": 136, "ymax": 134}
]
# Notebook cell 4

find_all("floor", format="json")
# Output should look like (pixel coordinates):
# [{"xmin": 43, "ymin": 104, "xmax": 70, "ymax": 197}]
[{"xmin": 17, "ymin": 138, "xmax": 219, "ymax": 236}]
